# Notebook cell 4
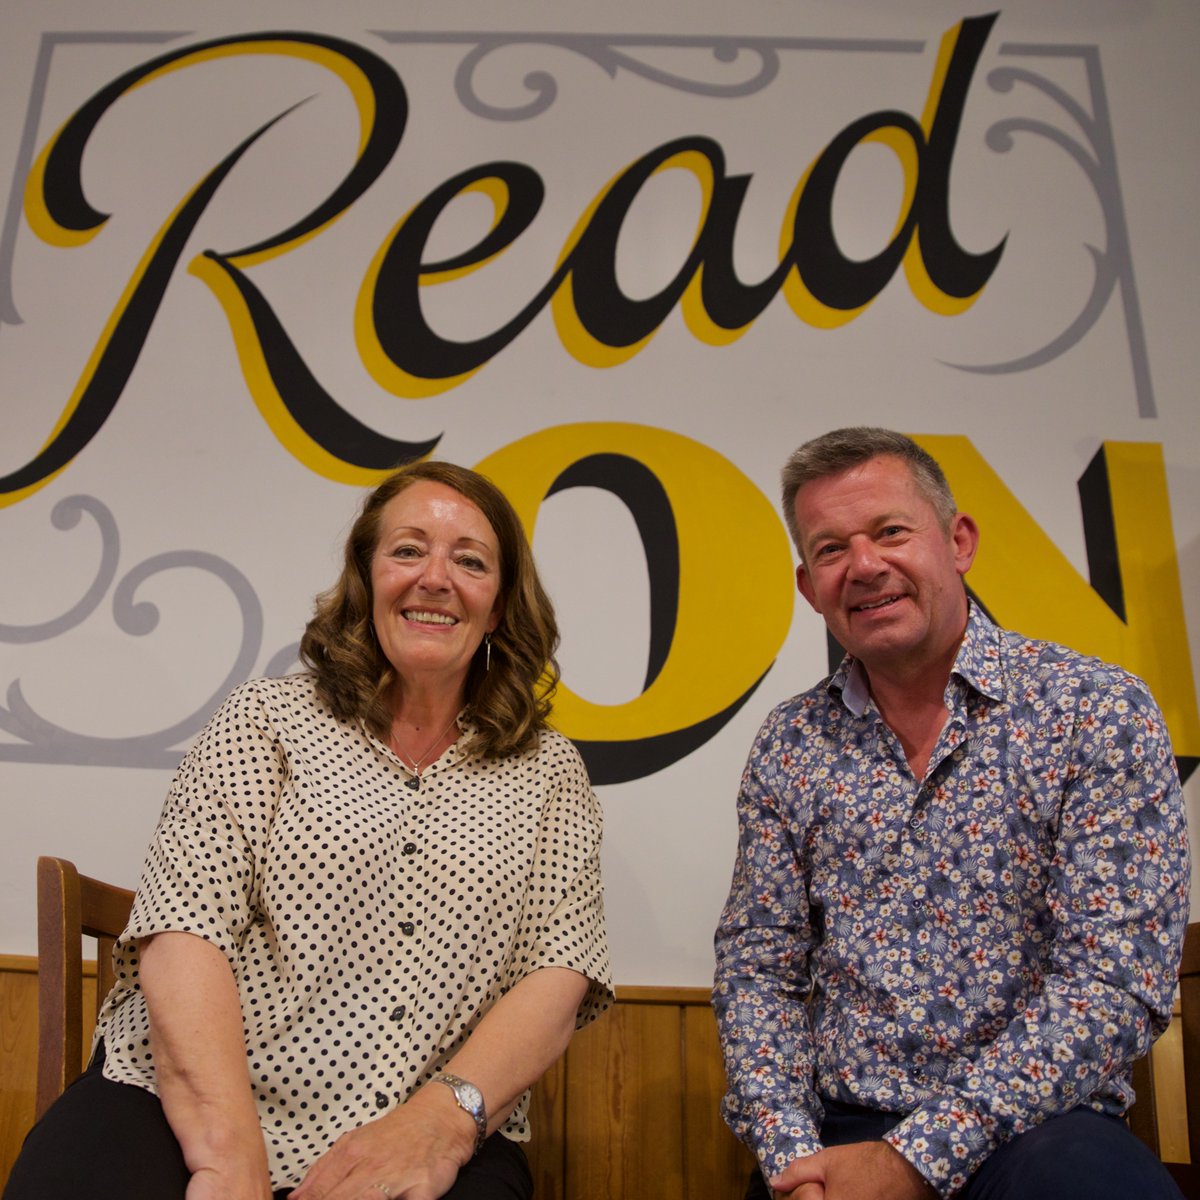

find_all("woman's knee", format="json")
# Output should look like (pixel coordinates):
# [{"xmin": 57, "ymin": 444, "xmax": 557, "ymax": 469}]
[
  {"xmin": 442, "ymin": 1133, "xmax": 533, "ymax": 1200},
  {"xmin": 5, "ymin": 1064, "xmax": 189, "ymax": 1200}
]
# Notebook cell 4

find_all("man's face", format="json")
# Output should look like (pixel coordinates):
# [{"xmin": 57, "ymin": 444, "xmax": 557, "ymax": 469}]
[{"xmin": 793, "ymin": 454, "xmax": 978, "ymax": 678}]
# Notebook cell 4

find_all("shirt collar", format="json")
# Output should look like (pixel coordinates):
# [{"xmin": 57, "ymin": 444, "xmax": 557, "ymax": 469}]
[
  {"xmin": 827, "ymin": 600, "xmax": 1006, "ymax": 716},
  {"xmin": 951, "ymin": 601, "xmax": 1006, "ymax": 704}
]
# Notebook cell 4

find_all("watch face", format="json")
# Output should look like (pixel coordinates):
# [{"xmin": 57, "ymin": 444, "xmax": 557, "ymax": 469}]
[{"xmin": 460, "ymin": 1082, "xmax": 483, "ymax": 1111}]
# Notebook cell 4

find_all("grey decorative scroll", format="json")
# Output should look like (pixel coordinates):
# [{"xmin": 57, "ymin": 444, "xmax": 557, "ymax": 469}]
[
  {"xmin": 370, "ymin": 32, "xmax": 924, "ymax": 121},
  {"xmin": 264, "ymin": 642, "xmax": 302, "ymax": 677},
  {"xmin": 0, "ymin": 494, "xmax": 277, "ymax": 768},
  {"xmin": 0, "ymin": 495, "xmax": 119, "ymax": 642},
  {"xmin": 945, "ymin": 44, "xmax": 1155, "ymax": 417}
]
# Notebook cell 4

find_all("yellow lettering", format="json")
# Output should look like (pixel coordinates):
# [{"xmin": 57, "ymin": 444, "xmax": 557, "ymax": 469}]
[
  {"xmin": 915, "ymin": 435, "xmax": 1199, "ymax": 756},
  {"xmin": 476, "ymin": 423, "xmax": 793, "ymax": 742}
]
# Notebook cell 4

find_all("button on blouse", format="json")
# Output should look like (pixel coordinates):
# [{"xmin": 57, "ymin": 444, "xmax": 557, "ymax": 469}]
[{"xmin": 95, "ymin": 674, "xmax": 613, "ymax": 1189}]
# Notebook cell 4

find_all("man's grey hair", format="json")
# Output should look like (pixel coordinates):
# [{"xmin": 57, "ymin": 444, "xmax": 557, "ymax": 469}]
[{"xmin": 781, "ymin": 427, "xmax": 957, "ymax": 555}]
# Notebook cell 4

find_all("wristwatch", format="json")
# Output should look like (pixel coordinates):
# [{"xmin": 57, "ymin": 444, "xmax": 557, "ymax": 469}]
[{"xmin": 432, "ymin": 1072, "xmax": 487, "ymax": 1155}]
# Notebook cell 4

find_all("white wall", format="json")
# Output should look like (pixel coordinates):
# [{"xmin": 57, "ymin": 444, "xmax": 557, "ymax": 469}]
[{"xmin": 1, "ymin": 0, "xmax": 1198, "ymax": 985}]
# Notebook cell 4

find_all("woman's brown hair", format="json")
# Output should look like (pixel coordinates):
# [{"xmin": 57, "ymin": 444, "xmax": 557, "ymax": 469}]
[{"xmin": 299, "ymin": 461, "xmax": 560, "ymax": 758}]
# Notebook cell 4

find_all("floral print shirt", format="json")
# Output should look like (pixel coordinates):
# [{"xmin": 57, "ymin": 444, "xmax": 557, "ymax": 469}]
[{"xmin": 713, "ymin": 604, "xmax": 1189, "ymax": 1195}]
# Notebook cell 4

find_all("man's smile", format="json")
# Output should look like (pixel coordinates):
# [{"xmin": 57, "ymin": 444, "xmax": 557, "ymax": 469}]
[{"xmin": 852, "ymin": 594, "xmax": 906, "ymax": 613}]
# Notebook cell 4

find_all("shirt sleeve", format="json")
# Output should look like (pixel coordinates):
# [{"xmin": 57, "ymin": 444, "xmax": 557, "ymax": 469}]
[
  {"xmin": 506, "ymin": 734, "xmax": 613, "ymax": 1028},
  {"xmin": 118, "ymin": 681, "xmax": 285, "ymax": 965},
  {"xmin": 886, "ymin": 674, "xmax": 1191, "ymax": 1196},
  {"xmin": 713, "ymin": 711, "xmax": 825, "ymax": 1176}
]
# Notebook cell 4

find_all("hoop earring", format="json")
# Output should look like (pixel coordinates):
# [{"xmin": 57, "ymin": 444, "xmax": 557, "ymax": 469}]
[{"xmin": 485, "ymin": 633, "xmax": 492, "ymax": 672}]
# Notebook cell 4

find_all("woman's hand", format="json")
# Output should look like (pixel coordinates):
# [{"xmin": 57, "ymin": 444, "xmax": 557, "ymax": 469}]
[
  {"xmin": 289, "ymin": 1083, "xmax": 476, "ymax": 1200},
  {"xmin": 290, "ymin": 967, "xmax": 588, "ymax": 1199}
]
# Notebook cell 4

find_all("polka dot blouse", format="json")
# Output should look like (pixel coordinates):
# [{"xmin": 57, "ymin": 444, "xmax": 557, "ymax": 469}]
[{"xmin": 95, "ymin": 674, "xmax": 613, "ymax": 1188}]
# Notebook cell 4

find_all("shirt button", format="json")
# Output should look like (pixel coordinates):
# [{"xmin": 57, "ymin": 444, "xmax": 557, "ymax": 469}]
[
  {"xmin": 400, "ymin": 921, "xmax": 415, "ymax": 936},
  {"xmin": 403, "ymin": 842, "xmax": 418, "ymax": 856},
  {"xmin": 375, "ymin": 1091, "xmax": 389, "ymax": 1109},
  {"xmin": 389, "ymin": 1005, "xmax": 407, "ymax": 1022}
]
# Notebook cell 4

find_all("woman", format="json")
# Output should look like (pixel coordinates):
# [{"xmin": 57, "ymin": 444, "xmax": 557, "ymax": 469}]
[{"xmin": 7, "ymin": 462, "xmax": 612, "ymax": 1200}]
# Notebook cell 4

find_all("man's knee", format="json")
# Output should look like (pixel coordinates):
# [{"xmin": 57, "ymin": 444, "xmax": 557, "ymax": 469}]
[{"xmin": 967, "ymin": 1109, "xmax": 1181, "ymax": 1200}]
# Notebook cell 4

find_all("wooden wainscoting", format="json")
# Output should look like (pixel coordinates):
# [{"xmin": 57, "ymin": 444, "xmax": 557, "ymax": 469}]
[
  {"xmin": 0, "ymin": 955, "xmax": 1189, "ymax": 1196},
  {"xmin": 0, "ymin": 955, "xmax": 96, "ymax": 1188},
  {"xmin": 525, "ymin": 986, "xmax": 757, "ymax": 1198},
  {"xmin": 0, "ymin": 957, "xmax": 754, "ymax": 1196}
]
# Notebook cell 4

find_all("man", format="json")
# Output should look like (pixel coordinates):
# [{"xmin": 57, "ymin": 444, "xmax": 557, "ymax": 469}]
[{"xmin": 713, "ymin": 428, "xmax": 1189, "ymax": 1199}]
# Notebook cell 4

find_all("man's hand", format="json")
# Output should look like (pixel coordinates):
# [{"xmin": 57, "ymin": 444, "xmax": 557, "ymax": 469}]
[{"xmin": 772, "ymin": 1142, "xmax": 938, "ymax": 1200}]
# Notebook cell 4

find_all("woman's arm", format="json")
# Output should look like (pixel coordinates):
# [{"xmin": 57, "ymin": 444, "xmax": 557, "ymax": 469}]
[
  {"xmin": 138, "ymin": 930, "xmax": 272, "ymax": 1200},
  {"xmin": 440, "ymin": 963, "xmax": 589, "ymax": 1130},
  {"xmin": 290, "ymin": 966, "xmax": 590, "ymax": 1200}
]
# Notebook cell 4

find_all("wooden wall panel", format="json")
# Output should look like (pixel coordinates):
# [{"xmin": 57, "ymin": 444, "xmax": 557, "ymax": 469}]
[
  {"xmin": 0, "ymin": 968, "xmax": 38, "ymax": 1190},
  {"xmin": 0, "ymin": 957, "xmax": 98, "ymax": 1189},
  {"xmin": 1154, "ymin": 1020, "xmax": 1189, "ymax": 1165},
  {"xmin": 0, "ymin": 960, "xmax": 1189, "ymax": 1195},
  {"xmin": 526, "ymin": 1051, "xmax": 565, "ymax": 1196},
  {"xmin": 682, "ymin": 1003, "xmax": 758, "ymax": 1194},
  {"xmin": 564, "ymin": 1000, "xmax": 685, "ymax": 1200}
]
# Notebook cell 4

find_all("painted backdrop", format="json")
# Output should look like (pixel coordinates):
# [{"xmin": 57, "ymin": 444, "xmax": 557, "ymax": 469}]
[{"xmin": 2, "ymin": 0, "xmax": 1198, "ymax": 985}]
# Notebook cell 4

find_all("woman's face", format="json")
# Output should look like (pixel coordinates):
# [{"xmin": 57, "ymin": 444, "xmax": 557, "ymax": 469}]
[{"xmin": 370, "ymin": 480, "xmax": 504, "ymax": 695}]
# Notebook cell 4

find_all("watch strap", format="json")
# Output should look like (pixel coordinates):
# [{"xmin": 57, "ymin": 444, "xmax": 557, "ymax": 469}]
[{"xmin": 432, "ymin": 1072, "xmax": 487, "ymax": 1155}]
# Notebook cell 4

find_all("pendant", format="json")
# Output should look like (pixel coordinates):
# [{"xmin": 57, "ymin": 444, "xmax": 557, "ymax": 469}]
[{"xmin": 405, "ymin": 776, "xmax": 420, "ymax": 791}]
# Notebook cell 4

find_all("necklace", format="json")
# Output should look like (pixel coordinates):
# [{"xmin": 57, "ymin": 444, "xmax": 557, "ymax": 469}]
[{"xmin": 391, "ymin": 713, "xmax": 459, "ymax": 790}]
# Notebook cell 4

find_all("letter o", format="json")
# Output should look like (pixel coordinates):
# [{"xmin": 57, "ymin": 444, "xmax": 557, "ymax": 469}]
[{"xmin": 476, "ymin": 422, "xmax": 793, "ymax": 784}]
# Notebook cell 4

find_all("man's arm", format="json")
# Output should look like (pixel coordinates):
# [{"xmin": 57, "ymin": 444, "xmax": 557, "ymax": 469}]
[
  {"xmin": 884, "ymin": 675, "xmax": 1190, "ymax": 1196},
  {"xmin": 713, "ymin": 716, "xmax": 824, "ymax": 1178}
]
